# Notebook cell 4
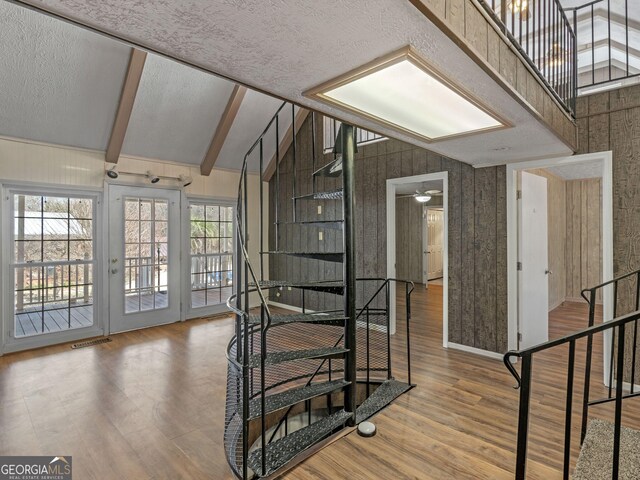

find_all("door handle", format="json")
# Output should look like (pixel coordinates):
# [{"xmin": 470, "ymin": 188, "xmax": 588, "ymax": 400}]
[
  {"xmin": 545, "ymin": 269, "xmax": 552, "ymax": 275},
  {"xmin": 111, "ymin": 268, "xmax": 118, "ymax": 274}
]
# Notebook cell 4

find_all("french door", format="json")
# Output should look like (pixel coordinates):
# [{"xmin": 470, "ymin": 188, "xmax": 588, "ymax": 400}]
[{"xmin": 108, "ymin": 186, "xmax": 181, "ymax": 333}]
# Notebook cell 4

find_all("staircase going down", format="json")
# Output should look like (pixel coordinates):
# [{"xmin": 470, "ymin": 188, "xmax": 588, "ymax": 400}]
[{"xmin": 223, "ymin": 105, "xmax": 415, "ymax": 479}]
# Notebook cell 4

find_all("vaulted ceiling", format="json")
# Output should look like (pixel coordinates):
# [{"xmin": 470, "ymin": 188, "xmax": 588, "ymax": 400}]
[{"xmin": 0, "ymin": 0, "xmax": 292, "ymax": 172}]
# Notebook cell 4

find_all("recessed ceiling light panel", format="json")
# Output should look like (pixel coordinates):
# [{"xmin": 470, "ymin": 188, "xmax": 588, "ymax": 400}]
[{"xmin": 305, "ymin": 47, "xmax": 509, "ymax": 142}]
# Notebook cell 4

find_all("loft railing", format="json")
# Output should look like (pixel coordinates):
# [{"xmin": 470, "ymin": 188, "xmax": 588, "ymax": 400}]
[
  {"xmin": 505, "ymin": 267, "xmax": 640, "ymax": 480},
  {"xmin": 478, "ymin": 0, "xmax": 577, "ymax": 115},
  {"xmin": 565, "ymin": 0, "xmax": 638, "ymax": 90}
]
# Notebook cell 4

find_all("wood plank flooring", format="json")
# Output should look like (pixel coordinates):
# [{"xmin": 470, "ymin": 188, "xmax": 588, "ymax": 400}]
[{"xmin": 1, "ymin": 285, "xmax": 636, "ymax": 479}]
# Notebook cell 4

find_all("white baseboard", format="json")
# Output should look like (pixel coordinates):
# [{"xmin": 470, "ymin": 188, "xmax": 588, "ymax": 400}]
[
  {"xmin": 267, "ymin": 301, "xmax": 316, "ymax": 314},
  {"xmin": 447, "ymin": 342, "xmax": 504, "ymax": 360}
]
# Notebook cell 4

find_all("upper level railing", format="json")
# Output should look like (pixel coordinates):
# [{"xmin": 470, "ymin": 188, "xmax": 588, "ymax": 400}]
[
  {"xmin": 478, "ymin": 0, "xmax": 577, "ymax": 115},
  {"xmin": 565, "ymin": 0, "xmax": 638, "ymax": 90}
]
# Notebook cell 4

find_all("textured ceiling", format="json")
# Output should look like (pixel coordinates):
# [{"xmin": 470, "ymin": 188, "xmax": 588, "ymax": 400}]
[
  {"xmin": 396, "ymin": 179, "xmax": 444, "ymax": 195},
  {"xmin": 0, "ymin": 0, "xmax": 291, "ymax": 171},
  {"xmin": 12, "ymin": 0, "xmax": 574, "ymax": 165},
  {"xmin": 216, "ymin": 90, "xmax": 290, "ymax": 171},
  {"xmin": 0, "ymin": 0, "xmax": 130, "ymax": 150},
  {"xmin": 122, "ymin": 54, "xmax": 235, "ymax": 165},
  {"xmin": 543, "ymin": 160, "xmax": 603, "ymax": 180}
]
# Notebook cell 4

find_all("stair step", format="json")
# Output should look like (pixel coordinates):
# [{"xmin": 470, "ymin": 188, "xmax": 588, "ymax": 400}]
[
  {"xmin": 355, "ymin": 379, "xmax": 412, "ymax": 423},
  {"xmin": 249, "ymin": 347, "xmax": 348, "ymax": 368},
  {"xmin": 293, "ymin": 189, "xmax": 343, "ymax": 200},
  {"xmin": 248, "ymin": 312, "xmax": 347, "ymax": 327},
  {"xmin": 250, "ymin": 280, "xmax": 344, "ymax": 295},
  {"xmin": 248, "ymin": 380, "xmax": 349, "ymax": 420},
  {"xmin": 261, "ymin": 251, "xmax": 344, "ymax": 263},
  {"xmin": 280, "ymin": 220, "xmax": 344, "ymax": 229},
  {"xmin": 312, "ymin": 156, "xmax": 342, "ymax": 178},
  {"xmin": 574, "ymin": 419, "xmax": 640, "ymax": 479},
  {"xmin": 248, "ymin": 409, "xmax": 352, "ymax": 477}
]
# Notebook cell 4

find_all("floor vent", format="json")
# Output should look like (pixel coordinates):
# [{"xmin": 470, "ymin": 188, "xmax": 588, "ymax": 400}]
[{"xmin": 71, "ymin": 337, "xmax": 112, "ymax": 349}]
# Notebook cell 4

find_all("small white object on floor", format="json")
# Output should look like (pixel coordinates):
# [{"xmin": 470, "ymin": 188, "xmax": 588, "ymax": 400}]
[{"xmin": 357, "ymin": 421, "xmax": 377, "ymax": 437}]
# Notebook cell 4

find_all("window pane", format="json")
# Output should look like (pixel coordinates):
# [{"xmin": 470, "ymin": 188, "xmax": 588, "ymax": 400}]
[
  {"xmin": 12, "ymin": 193, "xmax": 95, "ymax": 338},
  {"xmin": 206, "ymin": 205, "xmax": 219, "ymax": 221},
  {"xmin": 140, "ymin": 200, "xmax": 152, "ymax": 220},
  {"xmin": 189, "ymin": 202, "xmax": 234, "ymax": 309},
  {"xmin": 43, "ymin": 197, "xmax": 68, "ymax": 217},
  {"xmin": 125, "ymin": 200, "xmax": 139, "ymax": 220},
  {"xmin": 155, "ymin": 200, "xmax": 168, "ymax": 221}
]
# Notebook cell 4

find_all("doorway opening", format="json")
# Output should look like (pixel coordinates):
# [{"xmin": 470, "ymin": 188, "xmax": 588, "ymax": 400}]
[
  {"xmin": 386, "ymin": 172, "xmax": 448, "ymax": 347},
  {"xmin": 507, "ymin": 152, "xmax": 613, "ymax": 383}
]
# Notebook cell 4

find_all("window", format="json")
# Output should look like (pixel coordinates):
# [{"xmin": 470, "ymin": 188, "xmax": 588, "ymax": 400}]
[
  {"xmin": 123, "ymin": 197, "xmax": 169, "ymax": 313},
  {"xmin": 12, "ymin": 193, "xmax": 95, "ymax": 337},
  {"xmin": 189, "ymin": 202, "xmax": 234, "ymax": 308},
  {"xmin": 323, "ymin": 117, "xmax": 386, "ymax": 153}
]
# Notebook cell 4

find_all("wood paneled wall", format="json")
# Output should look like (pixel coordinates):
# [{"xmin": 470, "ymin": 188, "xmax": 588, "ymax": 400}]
[
  {"xmin": 524, "ymin": 169, "xmax": 567, "ymax": 310},
  {"xmin": 576, "ymin": 84, "xmax": 640, "ymax": 315},
  {"xmin": 395, "ymin": 197, "xmax": 424, "ymax": 283},
  {"xmin": 565, "ymin": 179, "xmax": 602, "ymax": 302},
  {"xmin": 408, "ymin": 0, "xmax": 576, "ymax": 150},
  {"xmin": 268, "ymin": 115, "xmax": 508, "ymax": 353}
]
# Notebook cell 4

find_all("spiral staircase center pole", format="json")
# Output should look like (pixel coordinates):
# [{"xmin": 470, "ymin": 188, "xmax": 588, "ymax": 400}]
[{"xmin": 341, "ymin": 124, "xmax": 357, "ymax": 426}]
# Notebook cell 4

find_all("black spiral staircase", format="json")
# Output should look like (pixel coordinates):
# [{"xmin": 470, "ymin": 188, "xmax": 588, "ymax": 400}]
[{"xmin": 224, "ymin": 104, "xmax": 415, "ymax": 479}]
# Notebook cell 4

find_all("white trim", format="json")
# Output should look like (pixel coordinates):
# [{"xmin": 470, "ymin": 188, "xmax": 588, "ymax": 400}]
[
  {"xmin": 506, "ymin": 152, "xmax": 614, "ymax": 385},
  {"xmin": 471, "ymin": 152, "xmax": 569, "ymax": 169},
  {"xmin": 447, "ymin": 342, "xmax": 504, "ymax": 360},
  {"xmin": 268, "ymin": 301, "xmax": 316, "ymax": 314},
  {"xmin": 386, "ymin": 172, "xmax": 448, "ymax": 346},
  {"xmin": 2, "ymin": 327, "xmax": 105, "ymax": 354}
]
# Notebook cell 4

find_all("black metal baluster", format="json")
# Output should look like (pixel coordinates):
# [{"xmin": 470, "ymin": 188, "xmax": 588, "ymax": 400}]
[
  {"xmin": 406, "ymin": 282, "xmax": 412, "ymax": 385},
  {"xmin": 275, "ymin": 115, "xmax": 280, "ymax": 252},
  {"xmin": 563, "ymin": 340, "xmax": 576, "ymax": 480},
  {"xmin": 259, "ymin": 138, "xmax": 264, "ymax": 281},
  {"xmin": 366, "ymin": 306, "xmax": 371, "ymax": 398},
  {"xmin": 386, "ymin": 281, "xmax": 392, "ymax": 379},
  {"xmin": 581, "ymin": 289, "xmax": 597, "ymax": 444},
  {"xmin": 612, "ymin": 324, "xmax": 626, "ymax": 480},
  {"xmin": 607, "ymin": 0, "xmax": 612, "ymax": 81},
  {"xmin": 609, "ymin": 280, "xmax": 618, "ymax": 398},
  {"xmin": 515, "ymin": 354, "xmax": 533, "ymax": 480},
  {"xmin": 291, "ymin": 105, "xmax": 297, "ymax": 223}
]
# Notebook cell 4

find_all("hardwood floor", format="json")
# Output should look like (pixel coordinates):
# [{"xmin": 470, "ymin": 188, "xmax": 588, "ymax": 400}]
[{"xmin": 0, "ymin": 286, "xmax": 635, "ymax": 479}]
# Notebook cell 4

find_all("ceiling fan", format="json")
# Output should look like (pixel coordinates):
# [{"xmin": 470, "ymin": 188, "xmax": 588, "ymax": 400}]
[{"xmin": 397, "ymin": 189, "xmax": 443, "ymax": 203}]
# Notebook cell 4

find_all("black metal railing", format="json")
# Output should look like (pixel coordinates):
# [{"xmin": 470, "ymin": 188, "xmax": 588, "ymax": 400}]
[
  {"xmin": 566, "ymin": 0, "xmax": 638, "ymax": 90},
  {"xmin": 263, "ymin": 277, "xmax": 415, "ymax": 444},
  {"xmin": 478, "ymin": 0, "xmax": 577, "ymax": 115},
  {"xmin": 505, "ymin": 267, "xmax": 640, "ymax": 479}
]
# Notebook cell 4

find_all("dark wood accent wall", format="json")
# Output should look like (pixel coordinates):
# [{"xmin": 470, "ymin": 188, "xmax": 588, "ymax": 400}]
[
  {"xmin": 268, "ymin": 115, "xmax": 508, "ymax": 353},
  {"xmin": 576, "ymin": 84, "xmax": 640, "ymax": 315}
]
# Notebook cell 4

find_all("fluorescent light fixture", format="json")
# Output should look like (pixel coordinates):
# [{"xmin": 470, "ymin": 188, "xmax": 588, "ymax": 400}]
[
  {"xmin": 305, "ymin": 47, "xmax": 508, "ymax": 142},
  {"xmin": 415, "ymin": 194, "xmax": 431, "ymax": 203}
]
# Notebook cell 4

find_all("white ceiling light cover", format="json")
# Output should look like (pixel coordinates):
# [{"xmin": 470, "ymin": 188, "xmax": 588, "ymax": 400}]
[{"xmin": 307, "ymin": 48, "xmax": 508, "ymax": 142}]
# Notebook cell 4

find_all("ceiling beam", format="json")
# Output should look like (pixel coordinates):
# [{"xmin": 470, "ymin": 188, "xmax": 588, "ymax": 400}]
[
  {"xmin": 106, "ymin": 48, "xmax": 147, "ymax": 164},
  {"xmin": 201, "ymin": 84, "xmax": 248, "ymax": 176},
  {"xmin": 263, "ymin": 108, "xmax": 309, "ymax": 182}
]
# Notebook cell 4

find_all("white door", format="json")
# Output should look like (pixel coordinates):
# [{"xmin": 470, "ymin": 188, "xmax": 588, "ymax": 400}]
[
  {"xmin": 426, "ymin": 209, "xmax": 444, "ymax": 280},
  {"xmin": 519, "ymin": 172, "xmax": 549, "ymax": 349},
  {"xmin": 109, "ymin": 186, "xmax": 181, "ymax": 333}
]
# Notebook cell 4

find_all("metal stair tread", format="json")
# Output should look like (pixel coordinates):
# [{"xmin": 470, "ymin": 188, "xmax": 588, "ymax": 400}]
[
  {"xmin": 355, "ymin": 379, "xmax": 412, "ymax": 423},
  {"xmin": 293, "ymin": 189, "xmax": 343, "ymax": 200},
  {"xmin": 249, "ymin": 347, "xmax": 348, "ymax": 367},
  {"xmin": 260, "ymin": 251, "xmax": 344, "ymax": 263},
  {"xmin": 248, "ymin": 409, "xmax": 352, "ymax": 477},
  {"xmin": 248, "ymin": 312, "xmax": 347, "ymax": 326},
  {"xmin": 312, "ymin": 156, "xmax": 342, "ymax": 177},
  {"xmin": 249, "ymin": 280, "xmax": 345, "ymax": 294},
  {"xmin": 248, "ymin": 380, "xmax": 349, "ymax": 420}
]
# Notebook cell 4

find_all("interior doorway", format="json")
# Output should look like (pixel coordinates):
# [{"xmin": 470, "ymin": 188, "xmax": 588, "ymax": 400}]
[
  {"xmin": 424, "ymin": 208, "xmax": 444, "ymax": 285},
  {"xmin": 386, "ymin": 172, "xmax": 448, "ymax": 346},
  {"xmin": 507, "ymin": 152, "xmax": 613, "ymax": 384}
]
